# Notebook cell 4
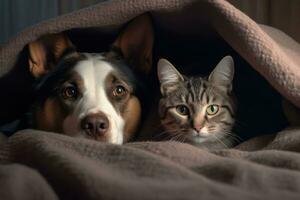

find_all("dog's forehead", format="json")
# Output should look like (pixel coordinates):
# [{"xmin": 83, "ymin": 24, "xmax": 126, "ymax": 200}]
[
  {"xmin": 69, "ymin": 53, "xmax": 135, "ymax": 88},
  {"xmin": 73, "ymin": 53, "xmax": 113, "ymax": 84}
]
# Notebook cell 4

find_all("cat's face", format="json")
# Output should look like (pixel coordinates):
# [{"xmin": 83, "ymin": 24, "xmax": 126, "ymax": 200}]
[{"xmin": 157, "ymin": 56, "xmax": 236, "ymax": 145}]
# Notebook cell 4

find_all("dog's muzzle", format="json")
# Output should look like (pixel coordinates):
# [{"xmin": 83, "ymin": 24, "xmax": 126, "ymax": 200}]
[{"xmin": 80, "ymin": 112, "xmax": 109, "ymax": 137}]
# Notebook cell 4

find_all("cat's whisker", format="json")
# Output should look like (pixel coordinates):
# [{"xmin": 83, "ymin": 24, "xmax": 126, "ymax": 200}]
[
  {"xmin": 222, "ymin": 130, "xmax": 243, "ymax": 141},
  {"xmin": 161, "ymin": 132, "xmax": 179, "ymax": 140},
  {"xmin": 222, "ymin": 131, "xmax": 242, "ymax": 143},
  {"xmin": 219, "ymin": 127, "xmax": 241, "ymax": 139},
  {"xmin": 173, "ymin": 133, "xmax": 186, "ymax": 143},
  {"xmin": 225, "ymin": 134, "xmax": 240, "ymax": 143},
  {"xmin": 213, "ymin": 135, "xmax": 229, "ymax": 148},
  {"xmin": 153, "ymin": 128, "xmax": 184, "ymax": 139},
  {"xmin": 207, "ymin": 127, "xmax": 216, "ymax": 132},
  {"xmin": 166, "ymin": 129, "xmax": 190, "ymax": 142},
  {"xmin": 180, "ymin": 135, "xmax": 188, "ymax": 143},
  {"xmin": 169, "ymin": 133, "xmax": 182, "ymax": 141}
]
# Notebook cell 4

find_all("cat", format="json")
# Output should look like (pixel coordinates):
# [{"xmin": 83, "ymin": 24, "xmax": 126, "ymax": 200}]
[{"xmin": 157, "ymin": 56, "xmax": 238, "ymax": 149}]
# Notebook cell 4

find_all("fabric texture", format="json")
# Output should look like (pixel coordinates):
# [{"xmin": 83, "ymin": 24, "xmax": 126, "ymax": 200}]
[
  {"xmin": 1, "ymin": 0, "xmax": 300, "ymax": 199},
  {"xmin": 1, "ymin": 130, "xmax": 300, "ymax": 200},
  {"xmin": 228, "ymin": 0, "xmax": 300, "ymax": 43}
]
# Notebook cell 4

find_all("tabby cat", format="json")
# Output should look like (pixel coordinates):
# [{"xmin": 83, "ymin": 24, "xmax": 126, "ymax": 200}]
[{"xmin": 157, "ymin": 56, "xmax": 237, "ymax": 149}]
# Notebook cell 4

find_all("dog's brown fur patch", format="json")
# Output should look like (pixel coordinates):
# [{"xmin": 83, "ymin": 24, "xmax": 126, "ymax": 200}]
[
  {"xmin": 103, "ymin": 71, "xmax": 141, "ymax": 142},
  {"xmin": 34, "ymin": 98, "xmax": 67, "ymax": 133},
  {"xmin": 28, "ymin": 33, "xmax": 73, "ymax": 78},
  {"xmin": 123, "ymin": 96, "xmax": 141, "ymax": 141}
]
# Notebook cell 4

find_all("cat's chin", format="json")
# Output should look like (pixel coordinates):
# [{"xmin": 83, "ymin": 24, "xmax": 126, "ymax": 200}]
[
  {"xmin": 186, "ymin": 131, "xmax": 211, "ymax": 144},
  {"xmin": 186, "ymin": 130, "xmax": 236, "ymax": 150},
  {"xmin": 186, "ymin": 130, "xmax": 220, "ymax": 145},
  {"xmin": 188, "ymin": 136, "xmax": 210, "ymax": 144}
]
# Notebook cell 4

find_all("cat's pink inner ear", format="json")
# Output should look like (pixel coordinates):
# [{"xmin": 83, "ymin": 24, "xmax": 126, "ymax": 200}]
[
  {"xmin": 158, "ymin": 59, "xmax": 183, "ymax": 84},
  {"xmin": 208, "ymin": 56, "xmax": 234, "ymax": 89}
]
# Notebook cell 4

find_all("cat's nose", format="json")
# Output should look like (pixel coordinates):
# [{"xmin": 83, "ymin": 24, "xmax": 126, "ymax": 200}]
[{"xmin": 194, "ymin": 124, "xmax": 202, "ymax": 132}]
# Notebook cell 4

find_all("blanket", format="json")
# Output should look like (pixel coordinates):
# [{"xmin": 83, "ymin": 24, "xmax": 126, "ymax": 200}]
[
  {"xmin": 1, "ymin": 130, "xmax": 300, "ymax": 200},
  {"xmin": 1, "ymin": 0, "xmax": 300, "ymax": 199}
]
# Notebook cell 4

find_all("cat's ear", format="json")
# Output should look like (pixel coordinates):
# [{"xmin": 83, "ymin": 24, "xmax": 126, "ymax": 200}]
[
  {"xmin": 157, "ymin": 59, "xmax": 184, "ymax": 95},
  {"xmin": 208, "ymin": 56, "xmax": 234, "ymax": 92}
]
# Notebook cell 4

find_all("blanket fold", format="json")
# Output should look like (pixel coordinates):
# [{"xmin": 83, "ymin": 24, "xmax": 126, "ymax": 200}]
[{"xmin": 1, "ymin": 130, "xmax": 300, "ymax": 199}]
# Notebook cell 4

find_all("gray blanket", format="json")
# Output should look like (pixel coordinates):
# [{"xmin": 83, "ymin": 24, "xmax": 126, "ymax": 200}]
[
  {"xmin": 1, "ymin": 129, "xmax": 300, "ymax": 200},
  {"xmin": 1, "ymin": 0, "xmax": 300, "ymax": 199}
]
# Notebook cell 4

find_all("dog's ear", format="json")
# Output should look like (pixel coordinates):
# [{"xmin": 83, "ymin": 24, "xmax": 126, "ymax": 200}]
[
  {"xmin": 28, "ymin": 33, "xmax": 74, "ymax": 78},
  {"xmin": 111, "ymin": 14, "xmax": 154, "ymax": 74}
]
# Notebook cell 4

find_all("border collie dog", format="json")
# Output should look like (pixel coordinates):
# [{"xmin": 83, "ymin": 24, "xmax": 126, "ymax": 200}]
[{"xmin": 27, "ymin": 15, "xmax": 153, "ymax": 144}]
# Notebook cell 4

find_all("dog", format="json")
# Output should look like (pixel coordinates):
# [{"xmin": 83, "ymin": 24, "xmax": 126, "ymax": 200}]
[{"xmin": 27, "ymin": 15, "xmax": 154, "ymax": 144}]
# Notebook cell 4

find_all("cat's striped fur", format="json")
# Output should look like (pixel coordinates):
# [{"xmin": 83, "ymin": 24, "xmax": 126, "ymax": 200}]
[{"xmin": 157, "ymin": 56, "xmax": 237, "ymax": 149}]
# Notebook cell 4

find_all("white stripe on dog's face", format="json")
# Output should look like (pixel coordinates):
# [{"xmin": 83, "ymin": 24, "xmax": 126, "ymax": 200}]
[{"xmin": 63, "ymin": 54, "xmax": 124, "ymax": 144}]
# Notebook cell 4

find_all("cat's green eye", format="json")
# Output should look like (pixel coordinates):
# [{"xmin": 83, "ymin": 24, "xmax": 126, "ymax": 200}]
[
  {"xmin": 206, "ymin": 105, "xmax": 219, "ymax": 115},
  {"xmin": 176, "ymin": 105, "xmax": 190, "ymax": 116}
]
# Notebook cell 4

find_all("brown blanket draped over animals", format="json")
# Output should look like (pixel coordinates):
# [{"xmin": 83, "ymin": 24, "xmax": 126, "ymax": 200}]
[{"xmin": 1, "ymin": 0, "xmax": 300, "ymax": 199}]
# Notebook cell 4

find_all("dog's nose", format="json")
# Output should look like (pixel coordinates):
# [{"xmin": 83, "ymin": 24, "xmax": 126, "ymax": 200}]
[{"xmin": 81, "ymin": 113, "xmax": 109, "ymax": 136}]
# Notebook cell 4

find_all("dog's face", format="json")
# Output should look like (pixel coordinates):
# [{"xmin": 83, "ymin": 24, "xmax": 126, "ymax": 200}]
[
  {"xmin": 28, "ymin": 15, "xmax": 153, "ymax": 144},
  {"xmin": 34, "ymin": 53, "xmax": 141, "ymax": 143}
]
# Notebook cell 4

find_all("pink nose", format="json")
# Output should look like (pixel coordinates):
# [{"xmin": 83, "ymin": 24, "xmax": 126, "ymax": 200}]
[{"xmin": 194, "ymin": 124, "xmax": 202, "ymax": 132}]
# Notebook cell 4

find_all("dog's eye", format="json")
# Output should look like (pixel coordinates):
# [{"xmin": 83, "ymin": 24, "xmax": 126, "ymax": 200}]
[
  {"xmin": 113, "ymin": 85, "xmax": 127, "ymax": 97},
  {"xmin": 62, "ymin": 86, "xmax": 77, "ymax": 99}
]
